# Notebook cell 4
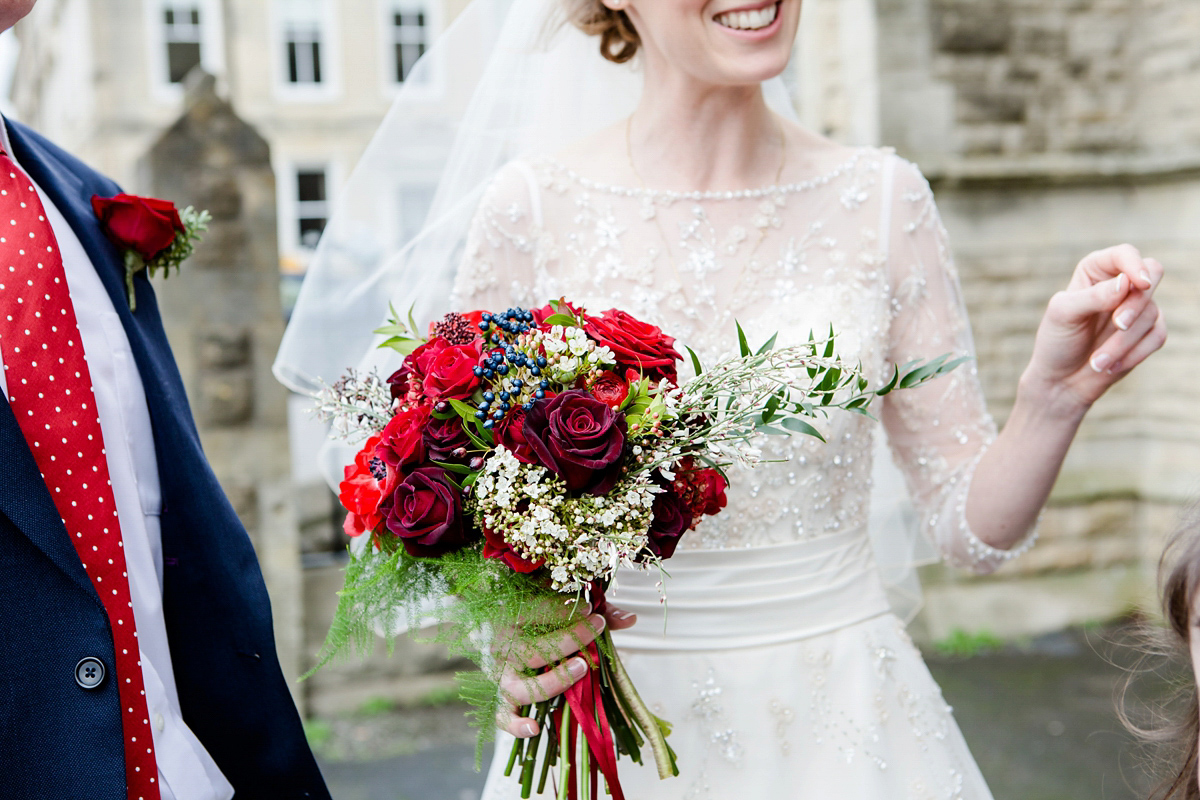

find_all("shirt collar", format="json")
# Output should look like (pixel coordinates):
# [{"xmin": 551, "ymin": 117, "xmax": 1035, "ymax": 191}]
[{"xmin": 0, "ymin": 115, "xmax": 13, "ymax": 157}]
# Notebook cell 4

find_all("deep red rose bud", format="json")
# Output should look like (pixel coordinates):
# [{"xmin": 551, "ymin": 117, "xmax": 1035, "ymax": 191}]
[
  {"xmin": 495, "ymin": 407, "xmax": 537, "ymax": 464},
  {"xmin": 91, "ymin": 193, "xmax": 185, "ymax": 261},
  {"xmin": 584, "ymin": 309, "xmax": 682, "ymax": 385},
  {"xmin": 587, "ymin": 370, "xmax": 631, "ymax": 409},
  {"xmin": 645, "ymin": 485, "xmax": 693, "ymax": 560},
  {"xmin": 483, "ymin": 526, "xmax": 543, "ymax": 573}
]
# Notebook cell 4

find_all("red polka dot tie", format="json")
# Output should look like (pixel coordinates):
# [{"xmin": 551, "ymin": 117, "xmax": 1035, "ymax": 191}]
[{"xmin": 0, "ymin": 152, "xmax": 161, "ymax": 799}]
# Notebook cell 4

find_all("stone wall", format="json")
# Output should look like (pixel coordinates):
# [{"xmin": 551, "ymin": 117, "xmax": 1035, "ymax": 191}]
[{"xmin": 867, "ymin": 0, "xmax": 1200, "ymax": 639}]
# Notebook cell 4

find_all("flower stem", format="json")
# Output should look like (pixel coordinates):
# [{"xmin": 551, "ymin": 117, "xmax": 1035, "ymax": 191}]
[
  {"xmin": 557, "ymin": 704, "xmax": 573, "ymax": 800},
  {"xmin": 602, "ymin": 629, "xmax": 678, "ymax": 779}
]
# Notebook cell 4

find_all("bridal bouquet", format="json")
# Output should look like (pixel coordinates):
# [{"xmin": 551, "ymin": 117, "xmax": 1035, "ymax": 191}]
[{"xmin": 311, "ymin": 299, "xmax": 962, "ymax": 799}]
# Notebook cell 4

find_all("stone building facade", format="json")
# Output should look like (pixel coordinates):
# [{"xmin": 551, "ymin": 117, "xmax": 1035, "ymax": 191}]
[{"xmin": 8, "ymin": 0, "xmax": 1199, "ymax": 711}]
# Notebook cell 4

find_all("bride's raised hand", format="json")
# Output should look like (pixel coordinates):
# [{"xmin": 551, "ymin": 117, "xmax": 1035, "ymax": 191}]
[
  {"xmin": 1021, "ymin": 244, "xmax": 1167, "ymax": 414},
  {"xmin": 493, "ymin": 602, "xmax": 637, "ymax": 739}
]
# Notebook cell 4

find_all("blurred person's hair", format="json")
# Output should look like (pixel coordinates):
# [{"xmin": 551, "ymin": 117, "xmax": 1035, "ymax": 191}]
[{"xmin": 1120, "ymin": 505, "xmax": 1200, "ymax": 800}]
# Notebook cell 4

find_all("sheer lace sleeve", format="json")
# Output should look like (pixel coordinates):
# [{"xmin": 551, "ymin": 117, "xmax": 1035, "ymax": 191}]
[
  {"xmin": 450, "ymin": 160, "xmax": 546, "ymax": 311},
  {"xmin": 880, "ymin": 157, "xmax": 1038, "ymax": 575}
]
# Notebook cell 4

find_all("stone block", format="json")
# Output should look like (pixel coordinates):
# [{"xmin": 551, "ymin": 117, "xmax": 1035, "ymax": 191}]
[
  {"xmin": 197, "ymin": 368, "xmax": 254, "ymax": 426},
  {"xmin": 933, "ymin": 1, "xmax": 1013, "ymax": 54},
  {"xmin": 197, "ymin": 326, "xmax": 251, "ymax": 369}
]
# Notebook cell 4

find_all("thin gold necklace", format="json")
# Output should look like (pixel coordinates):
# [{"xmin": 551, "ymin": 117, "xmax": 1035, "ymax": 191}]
[{"xmin": 624, "ymin": 113, "xmax": 788, "ymax": 305}]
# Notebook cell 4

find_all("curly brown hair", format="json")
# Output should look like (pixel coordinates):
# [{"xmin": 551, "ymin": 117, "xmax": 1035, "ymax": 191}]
[
  {"xmin": 562, "ymin": 0, "xmax": 641, "ymax": 64},
  {"xmin": 1121, "ymin": 509, "xmax": 1200, "ymax": 799}
]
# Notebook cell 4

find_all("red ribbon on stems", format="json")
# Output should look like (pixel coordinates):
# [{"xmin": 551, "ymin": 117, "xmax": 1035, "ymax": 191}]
[{"xmin": 562, "ymin": 641, "xmax": 624, "ymax": 800}]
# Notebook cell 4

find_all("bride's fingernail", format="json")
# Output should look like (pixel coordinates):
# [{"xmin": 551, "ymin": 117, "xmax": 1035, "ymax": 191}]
[
  {"xmin": 588, "ymin": 613, "xmax": 607, "ymax": 631},
  {"xmin": 567, "ymin": 658, "xmax": 589, "ymax": 679},
  {"xmin": 1140, "ymin": 269, "xmax": 1153, "ymax": 286},
  {"xmin": 1112, "ymin": 274, "xmax": 1125, "ymax": 295},
  {"xmin": 520, "ymin": 721, "xmax": 539, "ymax": 737},
  {"xmin": 1115, "ymin": 310, "xmax": 1134, "ymax": 331},
  {"xmin": 611, "ymin": 609, "xmax": 634, "ymax": 621},
  {"xmin": 1090, "ymin": 353, "xmax": 1112, "ymax": 373}
]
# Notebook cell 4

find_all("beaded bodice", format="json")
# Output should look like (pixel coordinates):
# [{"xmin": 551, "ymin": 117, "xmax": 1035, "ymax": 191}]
[{"xmin": 452, "ymin": 146, "xmax": 1024, "ymax": 571}]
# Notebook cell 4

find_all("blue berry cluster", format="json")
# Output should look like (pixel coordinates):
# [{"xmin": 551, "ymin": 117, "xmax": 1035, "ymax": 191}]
[{"xmin": 471, "ymin": 308, "xmax": 553, "ymax": 429}]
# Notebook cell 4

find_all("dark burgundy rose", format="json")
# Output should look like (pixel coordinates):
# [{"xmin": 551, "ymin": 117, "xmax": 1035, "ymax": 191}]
[
  {"xmin": 586, "ymin": 369, "xmax": 633, "ymax": 409},
  {"xmin": 494, "ymin": 407, "xmax": 537, "ymax": 464},
  {"xmin": 422, "ymin": 338, "xmax": 483, "ymax": 401},
  {"xmin": 584, "ymin": 309, "xmax": 682, "ymax": 384},
  {"xmin": 386, "ymin": 467, "xmax": 473, "ymax": 557},
  {"xmin": 91, "ymin": 193, "xmax": 185, "ymax": 260},
  {"xmin": 483, "ymin": 526, "xmax": 543, "ymax": 574},
  {"xmin": 646, "ymin": 485, "xmax": 693, "ymax": 560},
  {"xmin": 423, "ymin": 414, "xmax": 472, "ymax": 463},
  {"xmin": 523, "ymin": 390, "xmax": 627, "ymax": 495},
  {"xmin": 375, "ymin": 405, "xmax": 431, "ymax": 471}
]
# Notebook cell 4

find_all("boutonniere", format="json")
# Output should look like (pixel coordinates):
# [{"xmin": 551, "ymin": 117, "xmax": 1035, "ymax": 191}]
[{"xmin": 90, "ymin": 193, "xmax": 211, "ymax": 311}]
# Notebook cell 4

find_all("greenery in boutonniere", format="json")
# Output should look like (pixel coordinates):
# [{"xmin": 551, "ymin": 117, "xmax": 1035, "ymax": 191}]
[{"xmin": 91, "ymin": 193, "xmax": 211, "ymax": 311}]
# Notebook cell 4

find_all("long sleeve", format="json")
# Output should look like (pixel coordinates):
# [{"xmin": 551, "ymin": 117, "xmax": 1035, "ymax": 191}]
[
  {"xmin": 451, "ymin": 160, "xmax": 548, "ymax": 312},
  {"xmin": 880, "ymin": 157, "xmax": 1037, "ymax": 574}
]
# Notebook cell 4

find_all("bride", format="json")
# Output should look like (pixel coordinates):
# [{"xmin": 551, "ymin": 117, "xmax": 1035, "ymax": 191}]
[{"xmin": 277, "ymin": 0, "xmax": 1167, "ymax": 797}]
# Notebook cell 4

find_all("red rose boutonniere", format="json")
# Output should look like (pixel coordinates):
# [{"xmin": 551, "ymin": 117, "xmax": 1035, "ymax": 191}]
[{"xmin": 91, "ymin": 193, "xmax": 211, "ymax": 311}]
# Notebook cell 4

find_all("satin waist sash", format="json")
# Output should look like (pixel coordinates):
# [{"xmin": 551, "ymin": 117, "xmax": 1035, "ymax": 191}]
[{"xmin": 609, "ymin": 528, "xmax": 891, "ymax": 652}]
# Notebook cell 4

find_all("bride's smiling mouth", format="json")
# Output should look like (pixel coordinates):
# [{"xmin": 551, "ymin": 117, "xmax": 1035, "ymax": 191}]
[{"xmin": 712, "ymin": 1, "xmax": 783, "ymax": 37}]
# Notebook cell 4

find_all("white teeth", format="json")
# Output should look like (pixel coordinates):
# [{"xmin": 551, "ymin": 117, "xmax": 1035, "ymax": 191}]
[{"xmin": 715, "ymin": 3, "xmax": 777, "ymax": 31}]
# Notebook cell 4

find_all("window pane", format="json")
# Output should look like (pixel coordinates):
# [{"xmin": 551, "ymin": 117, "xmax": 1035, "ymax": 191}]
[
  {"xmin": 392, "ymin": 3, "xmax": 428, "ymax": 83},
  {"xmin": 297, "ymin": 171, "xmax": 326, "ymax": 202},
  {"xmin": 287, "ymin": 41, "xmax": 300, "ymax": 83},
  {"xmin": 167, "ymin": 42, "xmax": 202, "ymax": 83},
  {"xmin": 299, "ymin": 218, "xmax": 327, "ymax": 249},
  {"xmin": 310, "ymin": 41, "xmax": 322, "ymax": 83}
]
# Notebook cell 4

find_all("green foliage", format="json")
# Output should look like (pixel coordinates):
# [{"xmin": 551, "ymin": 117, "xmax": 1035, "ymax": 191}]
[
  {"xmin": 125, "ymin": 205, "xmax": 211, "ymax": 311},
  {"xmin": 356, "ymin": 696, "xmax": 397, "ymax": 717},
  {"xmin": 375, "ymin": 303, "xmax": 426, "ymax": 355},
  {"xmin": 307, "ymin": 538, "xmax": 592, "ymax": 768},
  {"xmin": 303, "ymin": 719, "xmax": 333, "ymax": 750},
  {"xmin": 935, "ymin": 628, "xmax": 1006, "ymax": 658}
]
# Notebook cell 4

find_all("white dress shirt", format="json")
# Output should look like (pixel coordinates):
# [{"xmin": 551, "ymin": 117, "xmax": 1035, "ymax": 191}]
[{"xmin": 0, "ymin": 120, "xmax": 234, "ymax": 800}]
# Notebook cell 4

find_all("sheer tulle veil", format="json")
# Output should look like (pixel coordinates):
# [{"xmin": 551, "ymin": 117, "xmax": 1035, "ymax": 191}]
[{"xmin": 273, "ymin": 0, "xmax": 937, "ymax": 619}]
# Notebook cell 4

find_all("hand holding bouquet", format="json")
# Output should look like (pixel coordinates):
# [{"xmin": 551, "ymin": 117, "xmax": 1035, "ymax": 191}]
[{"xmin": 311, "ymin": 299, "xmax": 963, "ymax": 799}]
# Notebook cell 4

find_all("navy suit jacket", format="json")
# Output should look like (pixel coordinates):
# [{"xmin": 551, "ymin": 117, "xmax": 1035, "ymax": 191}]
[{"xmin": 0, "ymin": 121, "xmax": 331, "ymax": 798}]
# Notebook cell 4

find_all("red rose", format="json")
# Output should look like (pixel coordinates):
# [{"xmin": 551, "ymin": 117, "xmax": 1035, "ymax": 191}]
[
  {"xmin": 422, "ymin": 338, "xmax": 483, "ymax": 402},
  {"xmin": 523, "ymin": 390, "xmax": 627, "ymax": 495},
  {"xmin": 584, "ymin": 309, "xmax": 682, "ymax": 384},
  {"xmin": 483, "ymin": 525, "xmax": 543, "ymax": 573},
  {"xmin": 376, "ymin": 405, "xmax": 431, "ymax": 471},
  {"xmin": 386, "ymin": 467, "xmax": 473, "ymax": 558},
  {"xmin": 645, "ymin": 485, "xmax": 693, "ymax": 560},
  {"xmin": 338, "ymin": 435, "xmax": 397, "ymax": 537},
  {"xmin": 91, "ymin": 193, "xmax": 185, "ymax": 261},
  {"xmin": 586, "ymin": 369, "xmax": 634, "ymax": 409}
]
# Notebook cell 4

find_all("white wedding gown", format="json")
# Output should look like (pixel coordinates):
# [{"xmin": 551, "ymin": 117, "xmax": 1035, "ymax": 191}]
[{"xmin": 452, "ymin": 146, "xmax": 1036, "ymax": 799}]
